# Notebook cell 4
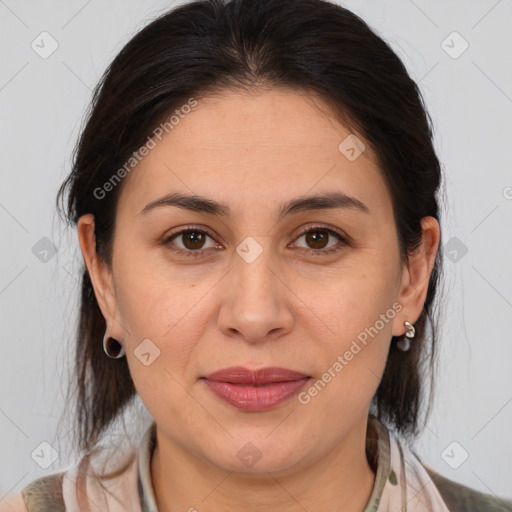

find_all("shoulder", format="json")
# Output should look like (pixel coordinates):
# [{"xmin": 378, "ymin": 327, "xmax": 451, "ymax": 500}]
[
  {"xmin": 422, "ymin": 463, "xmax": 512, "ymax": 512},
  {"xmin": 1, "ymin": 438, "xmax": 142, "ymax": 512},
  {"xmin": 0, "ymin": 471, "xmax": 65, "ymax": 512},
  {"xmin": 22, "ymin": 471, "xmax": 65, "ymax": 512},
  {"xmin": 0, "ymin": 491, "xmax": 28, "ymax": 512}
]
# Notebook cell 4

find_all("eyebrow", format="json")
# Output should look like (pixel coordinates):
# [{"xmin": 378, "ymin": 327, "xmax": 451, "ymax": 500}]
[{"xmin": 139, "ymin": 191, "xmax": 370, "ymax": 218}]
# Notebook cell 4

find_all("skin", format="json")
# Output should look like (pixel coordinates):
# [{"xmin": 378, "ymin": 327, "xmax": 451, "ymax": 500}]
[{"xmin": 78, "ymin": 88, "xmax": 440, "ymax": 512}]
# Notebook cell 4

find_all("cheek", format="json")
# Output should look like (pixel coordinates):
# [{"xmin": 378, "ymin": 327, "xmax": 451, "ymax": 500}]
[
  {"xmin": 117, "ymin": 279, "xmax": 211, "ymax": 372},
  {"xmin": 112, "ymin": 241, "xmax": 214, "ymax": 340},
  {"xmin": 312, "ymin": 258, "xmax": 398, "ymax": 340},
  {"xmin": 317, "ymin": 292, "xmax": 394, "ymax": 387},
  {"xmin": 119, "ymin": 276, "xmax": 211, "ymax": 421},
  {"xmin": 299, "ymin": 292, "xmax": 393, "ymax": 424},
  {"xmin": 112, "ymin": 260, "xmax": 217, "ymax": 415},
  {"xmin": 301, "ymin": 260, "xmax": 397, "ymax": 397}
]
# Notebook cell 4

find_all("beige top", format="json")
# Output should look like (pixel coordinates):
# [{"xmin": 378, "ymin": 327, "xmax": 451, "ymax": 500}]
[{"xmin": 3, "ymin": 415, "xmax": 511, "ymax": 511}]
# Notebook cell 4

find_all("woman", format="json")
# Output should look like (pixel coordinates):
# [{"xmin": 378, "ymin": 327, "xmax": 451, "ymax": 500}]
[{"xmin": 2, "ymin": 0, "xmax": 511, "ymax": 510}]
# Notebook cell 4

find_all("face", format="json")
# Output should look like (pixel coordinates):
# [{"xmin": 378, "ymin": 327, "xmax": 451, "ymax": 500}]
[{"xmin": 79, "ymin": 87, "xmax": 437, "ymax": 477}]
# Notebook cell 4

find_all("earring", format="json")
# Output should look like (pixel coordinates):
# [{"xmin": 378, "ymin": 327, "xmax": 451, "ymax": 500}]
[
  {"xmin": 396, "ymin": 321, "xmax": 415, "ymax": 352},
  {"xmin": 103, "ymin": 332, "xmax": 126, "ymax": 359}
]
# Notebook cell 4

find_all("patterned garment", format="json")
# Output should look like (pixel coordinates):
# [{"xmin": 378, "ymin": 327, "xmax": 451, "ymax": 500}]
[{"xmin": 5, "ymin": 416, "xmax": 512, "ymax": 511}]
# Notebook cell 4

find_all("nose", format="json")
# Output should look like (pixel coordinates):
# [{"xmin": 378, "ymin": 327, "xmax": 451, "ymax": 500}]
[{"xmin": 216, "ymin": 249, "xmax": 294, "ymax": 344}]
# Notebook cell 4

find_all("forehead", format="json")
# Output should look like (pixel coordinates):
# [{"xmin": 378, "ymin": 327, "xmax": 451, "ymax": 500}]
[{"xmin": 117, "ymin": 88, "xmax": 391, "ymax": 220}]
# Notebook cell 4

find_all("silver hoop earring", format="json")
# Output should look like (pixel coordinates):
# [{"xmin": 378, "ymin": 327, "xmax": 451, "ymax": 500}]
[
  {"xmin": 396, "ymin": 320, "xmax": 415, "ymax": 352},
  {"xmin": 103, "ymin": 333, "xmax": 126, "ymax": 359}
]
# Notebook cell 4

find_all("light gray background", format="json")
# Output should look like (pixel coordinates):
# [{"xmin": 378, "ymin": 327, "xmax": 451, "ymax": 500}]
[{"xmin": 1, "ymin": 0, "xmax": 511, "ymax": 501}]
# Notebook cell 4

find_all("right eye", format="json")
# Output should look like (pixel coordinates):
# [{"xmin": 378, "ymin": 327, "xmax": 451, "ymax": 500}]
[{"xmin": 163, "ymin": 227, "xmax": 222, "ymax": 257}]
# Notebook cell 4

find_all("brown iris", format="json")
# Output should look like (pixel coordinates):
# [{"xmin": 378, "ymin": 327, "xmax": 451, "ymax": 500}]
[
  {"xmin": 304, "ymin": 230, "xmax": 330, "ymax": 249},
  {"xmin": 181, "ymin": 230, "xmax": 206, "ymax": 250}
]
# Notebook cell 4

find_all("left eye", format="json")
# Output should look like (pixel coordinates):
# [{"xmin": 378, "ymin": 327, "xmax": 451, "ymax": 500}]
[{"xmin": 292, "ymin": 227, "xmax": 346, "ymax": 253}]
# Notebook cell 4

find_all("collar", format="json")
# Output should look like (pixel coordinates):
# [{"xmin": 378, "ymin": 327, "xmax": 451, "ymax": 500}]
[{"xmin": 138, "ymin": 420, "xmax": 158, "ymax": 512}]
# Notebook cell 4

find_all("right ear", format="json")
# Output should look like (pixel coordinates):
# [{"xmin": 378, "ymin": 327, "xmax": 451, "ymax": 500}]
[{"xmin": 77, "ymin": 214, "xmax": 124, "ymax": 341}]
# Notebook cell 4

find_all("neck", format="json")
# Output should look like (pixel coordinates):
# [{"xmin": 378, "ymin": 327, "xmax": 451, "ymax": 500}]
[{"xmin": 150, "ymin": 418, "xmax": 377, "ymax": 512}]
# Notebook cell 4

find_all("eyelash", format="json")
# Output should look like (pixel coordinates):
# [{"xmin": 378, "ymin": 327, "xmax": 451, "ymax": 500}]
[{"xmin": 163, "ymin": 224, "xmax": 349, "ymax": 259}]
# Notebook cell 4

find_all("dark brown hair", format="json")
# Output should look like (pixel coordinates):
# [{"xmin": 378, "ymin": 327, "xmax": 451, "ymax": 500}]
[{"xmin": 57, "ymin": 0, "xmax": 445, "ymax": 465}]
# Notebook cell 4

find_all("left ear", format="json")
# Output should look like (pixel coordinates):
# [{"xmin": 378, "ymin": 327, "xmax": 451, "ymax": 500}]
[{"xmin": 392, "ymin": 216, "xmax": 441, "ymax": 337}]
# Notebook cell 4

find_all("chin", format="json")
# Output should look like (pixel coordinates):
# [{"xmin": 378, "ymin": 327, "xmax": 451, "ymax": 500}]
[{"xmin": 200, "ymin": 436, "xmax": 308, "ymax": 477}]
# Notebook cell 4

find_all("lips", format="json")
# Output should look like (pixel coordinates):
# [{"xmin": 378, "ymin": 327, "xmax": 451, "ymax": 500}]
[
  {"xmin": 203, "ymin": 366, "xmax": 310, "ymax": 385},
  {"xmin": 201, "ymin": 366, "xmax": 311, "ymax": 411}
]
